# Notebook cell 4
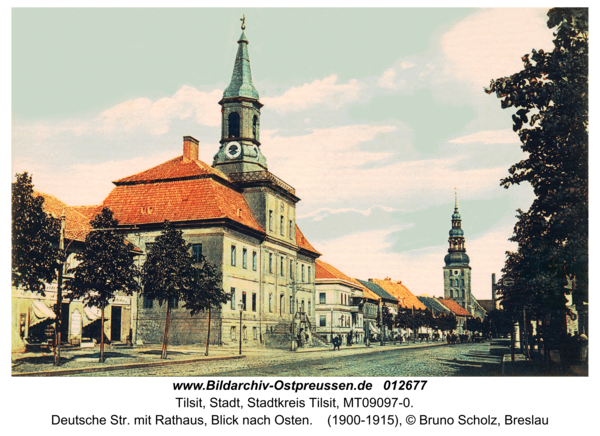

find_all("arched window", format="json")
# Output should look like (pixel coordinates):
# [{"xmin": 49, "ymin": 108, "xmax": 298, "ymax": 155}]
[
  {"xmin": 253, "ymin": 115, "xmax": 259, "ymax": 139},
  {"xmin": 461, "ymin": 289, "xmax": 465, "ymax": 297},
  {"xmin": 228, "ymin": 112, "xmax": 240, "ymax": 138},
  {"xmin": 461, "ymin": 279, "xmax": 465, "ymax": 286},
  {"xmin": 449, "ymin": 278, "xmax": 453, "ymax": 286}
]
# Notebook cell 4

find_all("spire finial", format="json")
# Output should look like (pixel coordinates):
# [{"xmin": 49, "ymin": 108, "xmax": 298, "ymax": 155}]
[
  {"xmin": 240, "ymin": 14, "xmax": 246, "ymax": 30},
  {"xmin": 454, "ymin": 188, "xmax": 457, "ymax": 208}
]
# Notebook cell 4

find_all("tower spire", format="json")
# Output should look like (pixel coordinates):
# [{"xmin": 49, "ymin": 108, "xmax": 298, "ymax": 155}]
[
  {"xmin": 454, "ymin": 187, "xmax": 458, "ymax": 209},
  {"xmin": 223, "ymin": 15, "xmax": 259, "ymax": 100}
]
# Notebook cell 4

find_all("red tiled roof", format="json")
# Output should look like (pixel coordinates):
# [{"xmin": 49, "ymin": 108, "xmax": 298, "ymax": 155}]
[
  {"xmin": 314, "ymin": 259, "xmax": 378, "ymax": 299},
  {"xmin": 372, "ymin": 278, "xmax": 427, "ymax": 310},
  {"xmin": 35, "ymin": 191, "xmax": 92, "ymax": 242},
  {"xmin": 101, "ymin": 178, "xmax": 264, "ymax": 233},
  {"xmin": 438, "ymin": 298, "xmax": 473, "ymax": 317},
  {"xmin": 114, "ymin": 156, "xmax": 229, "ymax": 185},
  {"xmin": 295, "ymin": 225, "xmax": 321, "ymax": 255},
  {"xmin": 71, "ymin": 205, "xmax": 101, "ymax": 222}
]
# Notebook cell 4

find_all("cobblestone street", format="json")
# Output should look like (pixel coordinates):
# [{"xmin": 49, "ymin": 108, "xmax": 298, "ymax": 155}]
[{"xmin": 72, "ymin": 342, "xmax": 500, "ymax": 377}]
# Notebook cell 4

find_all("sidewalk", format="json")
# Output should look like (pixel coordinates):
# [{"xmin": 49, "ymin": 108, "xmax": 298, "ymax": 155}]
[
  {"xmin": 12, "ymin": 339, "xmax": 448, "ymax": 377},
  {"xmin": 492, "ymin": 339, "xmax": 588, "ymax": 377}
]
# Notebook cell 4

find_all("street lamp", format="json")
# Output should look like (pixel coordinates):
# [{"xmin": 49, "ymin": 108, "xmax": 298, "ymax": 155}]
[{"xmin": 238, "ymin": 303, "xmax": 244, "ymax": 355}]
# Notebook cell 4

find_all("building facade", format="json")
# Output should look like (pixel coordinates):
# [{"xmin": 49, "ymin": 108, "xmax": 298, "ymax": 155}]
[{"xmin": 97, "ymin": 22, "xmax": 320, "ymax": 347}]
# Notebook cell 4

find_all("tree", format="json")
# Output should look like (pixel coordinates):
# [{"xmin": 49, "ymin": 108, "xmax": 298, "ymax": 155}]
[
  {"xmin": 12, "ymin": 173, "xmax": 62, "ymax": 294},
  {"xmin": 486, "ymin": 9, "xmax": 588, "ymax": 328},
  {"xmin": 141, "ymin": 221, "xmax": 197, "ymax": 359},
  {"xmin": 180, "ymin": 255, "xmax": 227, "ymax": 356},
  {"xmin": 66, "ymin": 208, "xmax": 140, "ymax": 363},
  {"xmin": 12, "ymin": 172, "xmax": 65, "ymax": 364}
]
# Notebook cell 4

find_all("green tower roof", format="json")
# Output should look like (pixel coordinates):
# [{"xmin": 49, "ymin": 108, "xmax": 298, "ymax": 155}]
[{"xmin": 223, "ymin": 29, "xmax": 259, "ymax": 100}]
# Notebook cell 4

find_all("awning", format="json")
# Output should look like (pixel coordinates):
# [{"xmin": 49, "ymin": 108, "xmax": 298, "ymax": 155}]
[
  {"xmin": 82, "ymin": 306, "xmax": 107, "ymax": 327},
  {"xmin": 369, "ymin": 324, "xmax": 381, "ymax": 334},
  {"xmin": 29, "ymin": 300, "xmax": 56, "ymax": 327}
]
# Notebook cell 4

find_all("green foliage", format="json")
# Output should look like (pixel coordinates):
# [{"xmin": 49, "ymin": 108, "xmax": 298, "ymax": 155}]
[
  {"xmin": 182, "ymin": 255, "xmax": 227, "ymax": 317},
  {"xmin": 435, "ymin": 313, "xmax": 458, "ymax": 333},
  {"xmin": 12, "ymin": 172, "xmax": 62, "ymax": 295},
  {"xmin": 66, "ymin": 208, "xmax": 140, "ymax": 308},
  {"xmin": 486, "ymin": 8, "xmax": 588, "ymax": 314},
  {"xmin": 465, "ymin": 317, "xmax": 483, "ymax": 333},
  {"xmin": 141, "ymin": 220, "xmax": 226, "ymax": 313},
  {"xmin": 381, "ymin": 303, "xmax": 394, "ymax": 330},
  {"xmin": 141, "ymin": 221, "xmax": 196, "ymax": 305}
]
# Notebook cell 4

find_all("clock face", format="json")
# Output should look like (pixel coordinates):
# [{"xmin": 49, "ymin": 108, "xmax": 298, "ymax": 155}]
[{"xmin": 225, "ymin": 142, "xmax": 241, "ymax": 159}]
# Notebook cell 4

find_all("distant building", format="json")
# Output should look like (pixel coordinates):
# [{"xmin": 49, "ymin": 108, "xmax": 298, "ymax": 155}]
[{"xmin": 438, "ymin": 298, "xmax": 472, "ymax": 334}]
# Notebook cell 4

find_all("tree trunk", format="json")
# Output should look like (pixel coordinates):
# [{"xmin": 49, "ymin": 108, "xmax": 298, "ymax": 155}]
[
  {"xmin": 53, "ymin": 267, "xmax": 63, "ymax": 366},
  {"xmin": 100, "ymin": 306, "xmax": 105, "ymax": 363},
  {"xmin": 161, "ymin": 304, "xmax": 172, "ymax": 359},
  {"xmin": 205, "ymin": 306, "xmax": 211, "ymax": 356}
]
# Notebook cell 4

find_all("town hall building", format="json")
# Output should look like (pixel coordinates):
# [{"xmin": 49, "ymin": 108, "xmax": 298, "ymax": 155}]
[{"xmin": 98, "ymin": 20, "xmax": 321, "ymax": 348}]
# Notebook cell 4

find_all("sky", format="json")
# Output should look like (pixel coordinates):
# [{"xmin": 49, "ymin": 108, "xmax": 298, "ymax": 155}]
[{"xmin": 11, "ymin": 7, "xmax": 560, "ymax": 301}]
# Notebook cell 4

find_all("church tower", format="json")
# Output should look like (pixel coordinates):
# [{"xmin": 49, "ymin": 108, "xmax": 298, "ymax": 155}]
[
  {"xmin": 443, "ymin": 191, "xmax": 472, "ymax": 310},
  {"xmin": 213, "ymin": 16, "xmax": 267, "ymax": 175}
]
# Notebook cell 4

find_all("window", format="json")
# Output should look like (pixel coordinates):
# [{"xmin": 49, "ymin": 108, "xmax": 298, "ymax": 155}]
[
  {"xmin": 242, "ymin": 292, "xmax": 247, "ymax": 311},
  {"xmin": 280, "ymin": 256, "xmax": 284, "ymax": 275},
  {"xmin": 320, "ymin": 315, "xmax": 327, "ymax": 327},
  {"xmin": 230, "ymin": 326, "xmax": 236, "ymax": 340},
  {"xmin": 280, "ymin": 216, "xmax": 284, "ymax": 236},
  {"xmin": 252, "ymin": 251, "xmax": 257, "ymax": 271},
  {"xmin": 242, "ymin": 248, "xmax": 247, "ymax": 269},
  {"xmin": 461, "ymin": 279, "xmax": 465, "ymax": 286},
  {"xmin": 301, "ymin": 300, "xmax": 305, "ymax": 313},
  {"xmin": 319, "ymin": 293, "xmax": 326, "ymax": 304},
  {"xmin": 269, "ymin": 253, "xmax": 273, "ymax": 274},
  {"xmin": 230, "ymin": 288, "xmax": 236, "ymax": 309},
  {"xmin": 280, "ymin": 294, "xmax": 284, "ymax": 315},
  {"xmin": 449, "ymin": 278, "xmax": 453, "ymax": 286},
  {"xmin": 228, "ymin": 112, "xmax": 240, "ymax": 138},
  {"xmin": 168, "ymin": 297, "xmax": 178, "ymax": 308},
  {"xmin": 289, "ymin": 220, "xmax": 293, "ymax": 239},
  {"xmin": 252, "ymin": 293, "xmax": 256, "ymax": 312},
  {"xmin": 252, "ymin": 115, "xmax": 258, "ymax": 140},
  {"xmin": 269, "ymin": 210, "xmax": 273, "ymax": 231},
  {"xmin": 308, "ymin": 301, "xmax": 311, "ymax": 316},
  {"xmin": 308, "ymin": 266, "xmax": 311, "ymax": 283},
  {"xmin": 243, "ymin": 326, "xmax": 247, "ymax": 339},
  {"xmin": 143, "ymin": 295, "xmax": 153, "ymax": 308},
  {"xmin": 192, "ymin": 244, "xmax": 202, "ymax": 263},
  {"xmin": 269, "ymin": 293, "xmax": 273, "ymax": 313},
  {"xmin": 290, "ymin": 260, "xmax": 293, "ymax": 279},
  {"xmin": 231, "ymin": 245, "xmax": 236, "ymax": 266},
  {"xmin": 301, "ymin": 265, "xmax": 305, "ymax": 282},
  {"xmin": 289, "ymin": 296, "xmax": 293, "ymax": 314},
  {"xmin": 253, "ymin": 326, "xmax": 258, "ymax": 340},
  {"xmin": 461, "ymin": 269, "xmax": 465, "ymax": 276}
]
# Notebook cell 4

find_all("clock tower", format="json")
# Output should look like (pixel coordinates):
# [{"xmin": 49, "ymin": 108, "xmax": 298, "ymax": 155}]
[
  {"xmin": 443, "ymin": 191, "xmax": 472, "ymax": 311},
  {"xmin": 213, "ymin": 16, "xmax": 267, "ymax": 176}
]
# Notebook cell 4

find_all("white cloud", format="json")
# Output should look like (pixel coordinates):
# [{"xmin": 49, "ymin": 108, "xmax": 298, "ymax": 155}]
[
  {"xmin": 449, "ymin": 129, "xmax": 520, "ymax": 145},
  {"xmin": 12, "ymin": 86, "xmax": 222, "ymax": 143},
  {"xmin": 98, "ymin": 87, "xmax": 222, "ymax": 135},
  {"xmin": 262, "ymin": 75, "xmax": 365, "ymax": 113},
  {"xmin": 263, "ymin": 125, "xmax": 509, "ymax": 211},
  {"xmin": 441, "ymin": 8, "xmax": 555, "ymax": 88},
  {"xmin": 298, "ymin": 205, "xmax": 396, "ymax": 221}
]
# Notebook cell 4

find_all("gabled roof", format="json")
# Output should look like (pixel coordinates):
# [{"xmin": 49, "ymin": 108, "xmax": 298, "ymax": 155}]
[
  {"xmin": 101, "ymin": 178, "xmax": 264, "ymax": 233},
  {"xmin": 315, "ymin": 259, "xmax": 366, "ymax": 292},
  {"xmin": 371, "ymin": 278, "xmax": 427, "ymax": 310},
  {"xmin": 296, "ymin": 225, "xmax": 321, "ymax": 256},
  {"xmin": 35, "ymin": 191, "xmax": 92, "ymax": 242},
  {"xmin": 477, "ymin": 299, "xmax": 495, "ymax": 313},
  {"xmin": 417, "ymin": 296, "xmax": 453, "ymax": 315},
  {"xmin": 113, "ymin": 155, "xmax": 229, "ymax": 185},
  {"xmin": 438, "ymin": 298, "xmax": 472, "ymax": 317},
  {"xmin": 356, "ymin": 279, "xmax": 398, "ymax": 303}
]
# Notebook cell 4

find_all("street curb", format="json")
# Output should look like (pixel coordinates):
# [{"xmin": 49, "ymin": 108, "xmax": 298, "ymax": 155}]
[
  {"xmin": 12, "ymin": 354, "xmax": 246, "ymax": 377},
  {"xmin": 295, "ymin": 342, "xmax": 449, "ymax": 354}
]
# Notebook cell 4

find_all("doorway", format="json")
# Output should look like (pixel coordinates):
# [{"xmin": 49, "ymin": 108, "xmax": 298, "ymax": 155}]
[{"xmin": 111, "ymin": 306, "xmax": 122, "ymax": 342}]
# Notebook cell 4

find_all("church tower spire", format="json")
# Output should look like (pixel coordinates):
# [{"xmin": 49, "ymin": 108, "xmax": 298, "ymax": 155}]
[
  {"xmin": 443, "ymin": 190, "xmax": 472, "ymax": 310},
  {"xmin": 213, "ymin": 15, "xmax": 267, "ymax": 175}
]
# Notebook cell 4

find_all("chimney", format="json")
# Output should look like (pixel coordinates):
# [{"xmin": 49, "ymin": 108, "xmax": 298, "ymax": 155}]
[
  {"xmin": 183, "ymin": 136, "xmax": 199, "ymax": 162},
  {"xmin": 396, "ymin": 280, "xmax": 402, "ymax": 285},
  {"xmin": 385, "ymin": 277, "xmax": 391, "ymax": 281}
]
